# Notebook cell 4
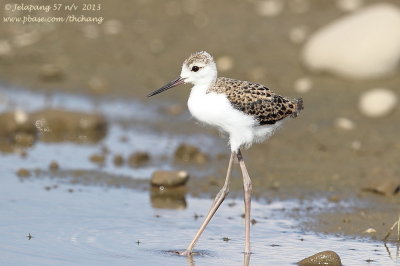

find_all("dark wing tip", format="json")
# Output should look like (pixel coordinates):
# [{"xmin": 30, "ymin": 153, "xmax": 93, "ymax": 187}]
[
  {"xmin": 296, "ymin": 98, "xmax": 304, "ymax": 112},
  {"xmin": 290, "ymin": 98, "xmax": 304, "ymax": 118}
]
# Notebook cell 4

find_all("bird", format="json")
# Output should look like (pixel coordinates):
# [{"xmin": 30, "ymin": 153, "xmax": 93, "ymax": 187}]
[{"xmin": 147, "ymin": 51, "xmax": 303, "ymax": 256}]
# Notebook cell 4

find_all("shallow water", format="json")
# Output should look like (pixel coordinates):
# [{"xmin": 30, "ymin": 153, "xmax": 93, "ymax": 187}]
[
  {"xmin": 1, "ymin": 173, "xmax": 399, "ymax": 266},
  {"xmin": 0, "ymin": 86, "xmax": 399, "ymax": 265}
]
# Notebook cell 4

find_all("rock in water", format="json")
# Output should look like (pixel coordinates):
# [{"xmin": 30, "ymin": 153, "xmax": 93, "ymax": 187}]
[
  {"xmin": 151, "ymin": 170, "xmax": 189, "ymax": 187},
  {"xmin": 302, "ymin": 4, "xmax": 400, "ymax": 79},
  {"xmin": 298, "ymin": 250, "xmax": 342, "ymax": 266},
  {"xmin": 359, "ymin": 88, "xmax": 398, "ymax": 118}
]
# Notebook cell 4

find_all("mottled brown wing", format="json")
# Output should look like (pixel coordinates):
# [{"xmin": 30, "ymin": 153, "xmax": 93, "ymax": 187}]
[{"xmin": 211, "ymin": 77, "xmax": 300, "ymax": 125}]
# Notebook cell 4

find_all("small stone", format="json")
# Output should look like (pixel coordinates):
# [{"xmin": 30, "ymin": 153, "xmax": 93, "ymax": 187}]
[
  {"xmin": 335, "ymin": 117, "xmax": 355, "ymax": 130},
  {"xmin": 216, "ymin": 56, "xmax": 234, "ymax": 72},
  {"xmin": 13, "ymin": 133, "xmax": 35, "ymax": 147},
  {"xmin": 128, "ymin": 152, "xmax": 150, "ymax": 167},
  {"xmin": 39, "ymin": 64, "xmax": 64, "ymax": 82},
  {"xmin": 328, "ymin": 195, "xmax": 341, "ymax": 203},
  {"xmin": 289, "ymin": 26, "xmax": 308, "ymax": 44},
  {"xmin": 302, "ymin": 4, "xmax": 400, "ymax": 79},
  {"xmin": 256, "ymin": 0, "xmax": 284, "ymax": 17},
  {"xmin": 359, "ymin": 88, "xmax": 398, "ymax": 118},
  {"xmin": 151, "ymin": 170, "xmax": 189, "ymax": 187},
  {"xmin": 14, "ymin": 110, "xmax": 28, "ymax": 124},
  {"xmin": 293, "ymin": 77, "xmax": 313, "ymax": 93},
  {"xmin": 49, "ymin": 161, "xmax": 59, "ymax": 171},
  {"xmin": 364, "ymin": 228, "xmax": 376, "ymax": 234},
  {"xmin": 16, "ymin": 168, "xmax": 30, "ymax": 177},
  {"xmin": 336, "ymin": 0, "xmax": 364, "ymax": 12},
  {"xmin": 0, "ymin": 40, "xmax": 12, "ymax": 57},
  {"xmin": 88, "ymin": 76, "xmax": 108, "ymax": 94},
  {"xmin": 298, "ymin": 250, "xmax": 342, "ymax": 266},
  {"xmin": 89, "ymin": 153, "xmax": 105, "ymax": 164},
  {"xmin": 288, "ymin": 0, "xmax": 310, "ymax": 13},
  {"xmin": 350, "ymin": 140, "xmax": 361, "ymax": 151},
  {"xmin": 103, "ymin": 19, "xmax": 122, "ymax": 35},
  {"xmin": 363, "ymin": 179, "xmax": 400, "ymax": 196},
  {"xmin": 113, "ymin": 154, "xmax": 124, "ymax": 167},
  {"xmin": 174, "ymin": 144, "xmax": 208, "ymax": 164},
  {"xmin": 164, "ymin": 104, "xmax": 184, "ymax": 116}
]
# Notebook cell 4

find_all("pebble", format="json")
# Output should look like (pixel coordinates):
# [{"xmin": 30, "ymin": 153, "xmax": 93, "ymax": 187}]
[
  {"xmin": 289, "ymin": 26, "xmax": 308, "ymax": 44},
  {"xmin": 128, "ymin": 152, "xmax": 150, "ymax": 167},
  {"xmin": 298, "ymin": 250, "xmax": 342, "ymax": 266},
  {"xmin": 288, "ymin": 0, "xmax": 310, "ymax": 14},
  {"xmin": 14, "ymin": 110, "xmax": 28, "ymax": 124},
  {"xmin": 13, "ymin": 132, "xmax": 35, "ymax": 147},
  {"xmin": 88, "ymin": 76, "xmax": 108, "ymax": 94},
  {"xmin": 256, "ymin": 0, "xmax": 284, "ymax": 17},
  {"xmin": 216, "ymin": 56, "xmax": 234, "ymax": 72},
  {"xmin": 359, "ymin": 88, "xmax": 398, "ymax": 118},
  {"xmin": 164, "ymin": 104, "xmax": 184, "ymax": 116},
  {"xmin": 113, "ymin": 154, "xmax": 124, "ymax": 167},
  {"xmin": 350, "ymin": 140, "xmax": 361, "ymax": 151},
  {"xmin": 0, "ymin": 40, "xmax": 12, "ymax": 57},
  {"xmin": 16, "ymin": 168, "xmax": 31, "ymax": 177},
  {"xmin": 174, "ymin": 144, "xmax": 208, "ymax": 164},
  {"xmin": 335, "ymin": 117, "xmax": 355, "ymax": 130},
  {"xmin": 89, "ymin": 153, "xmax": 105, "ymax": 164},
  {"xmin": 336, "ymin": 0, "xmax": 364, "ymax": 12},
  {"xmin": 151, "ymin": 170, "xmax": 189, "ymax": 187},
  {"xmin": 103, "ymin": 19, "xmax": 123, "ymax": 35},
  {"xmin": 39, "ymin": 64, "xmax": 64, "ymax": 82},
  {"xmin": 363, "ymin": 179, "xmax": 400, "ymax": 196},
  {"xmin": 293, "ymin": 77, "xmax": 313, "ymax": 93},
  {"xmin": 364, "ymin": 228, "xmax": 376, "ymax": 234},
  {"xmin": 49, "ymin": 161, "xmax": 59, "ymax": 171},
  {"xmin": 31, "ymin": 109, "xmax": 107, "ymax": 142},
  {"xmin": 302, "ymin": 4, "xmax": 400, "ymax": 79}
]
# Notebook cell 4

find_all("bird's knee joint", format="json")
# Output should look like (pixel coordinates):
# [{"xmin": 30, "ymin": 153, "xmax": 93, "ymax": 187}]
[{"xmin": 243, "ymin": 182, "xmax": 252, "ymax": 192}]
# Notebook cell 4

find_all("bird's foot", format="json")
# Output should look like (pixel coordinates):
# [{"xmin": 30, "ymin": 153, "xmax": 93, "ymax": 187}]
[{"xmin": 178, "ymin": 250, "xmax": 192, "ymax": 256}]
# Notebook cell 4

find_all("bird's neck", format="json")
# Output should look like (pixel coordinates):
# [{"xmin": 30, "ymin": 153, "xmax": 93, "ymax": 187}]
[{"xmin": 191, "ymin": 77, "xmax": 217, "ymax": 95}]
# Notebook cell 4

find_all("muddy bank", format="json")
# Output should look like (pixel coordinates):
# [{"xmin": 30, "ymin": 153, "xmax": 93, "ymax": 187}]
[{"xmin": 0, "ymin": 108, "xmax": 106, "ymax": 152}]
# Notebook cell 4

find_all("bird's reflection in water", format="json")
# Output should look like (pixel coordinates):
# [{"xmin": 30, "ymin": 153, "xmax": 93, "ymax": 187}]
[{"xmin": 183, "ymin": 252, "xmax": 251, "ymax": 266}]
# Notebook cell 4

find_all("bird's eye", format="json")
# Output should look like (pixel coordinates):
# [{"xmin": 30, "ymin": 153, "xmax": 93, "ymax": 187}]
[{"xmin": 191, "ymin": 66, "xmax": 200, "ymax": 72}]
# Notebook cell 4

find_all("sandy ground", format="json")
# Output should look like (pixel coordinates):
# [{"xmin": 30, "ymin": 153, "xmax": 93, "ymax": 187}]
[{"xmin": 0, "ymin": 0, "xmax": 399, "ymax": 242}]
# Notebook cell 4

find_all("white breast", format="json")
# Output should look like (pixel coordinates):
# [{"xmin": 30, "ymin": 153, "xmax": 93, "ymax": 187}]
[{"xmin": 187, "ymin": 85, "xmax": 263, "ymax": 151}]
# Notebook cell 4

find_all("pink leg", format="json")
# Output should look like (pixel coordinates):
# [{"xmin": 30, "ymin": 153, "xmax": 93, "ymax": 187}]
[
  {"xmin": 180, "ymin": 152, "xmax": 235, "ymax": 255},
  {"xmin": 237, "ymin": 149, "xmax": 252, "ymax": 255}
]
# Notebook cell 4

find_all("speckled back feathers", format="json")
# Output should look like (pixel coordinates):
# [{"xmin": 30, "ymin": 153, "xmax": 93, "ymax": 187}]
[{"xmin": 208, "ymin": 77, "xmax": 303, "ymax": 125}]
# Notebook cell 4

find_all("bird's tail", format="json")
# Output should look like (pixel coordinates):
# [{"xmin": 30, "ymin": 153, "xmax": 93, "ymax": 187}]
[{"xmin": 291, "ymin": 98, "xmax": 304, "ymax": 118}]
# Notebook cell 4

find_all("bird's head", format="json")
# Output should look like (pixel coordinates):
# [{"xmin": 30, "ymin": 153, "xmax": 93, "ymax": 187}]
[{"xmin": 147, "ymin": 51, "xmax": 217, "ymax": 97}]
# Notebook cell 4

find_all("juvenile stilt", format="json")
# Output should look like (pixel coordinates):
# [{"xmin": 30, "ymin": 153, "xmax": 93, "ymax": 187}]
[{"xmin": 148, "ymin": 51, "xmax": 303, "ymax": 256}]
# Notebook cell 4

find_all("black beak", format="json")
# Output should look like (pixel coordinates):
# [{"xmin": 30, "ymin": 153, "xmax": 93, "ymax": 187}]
[{"xmin": 147, "ymin": 77, "xmax": 185, "ymax": 97}]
